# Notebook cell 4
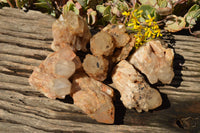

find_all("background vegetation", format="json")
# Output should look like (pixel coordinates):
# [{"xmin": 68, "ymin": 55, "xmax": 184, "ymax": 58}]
[{"xmin": 0, "ymin": 0, "xmax": 199, "ymax": 36}]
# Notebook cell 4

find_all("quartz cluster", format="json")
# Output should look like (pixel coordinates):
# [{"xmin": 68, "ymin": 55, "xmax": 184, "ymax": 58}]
[
  {"xmin": 71, "ymin": 73, "xmax": 115, "ymax": 124},
  {"xmin": 51, "ymin": 11, "xmax": 91, "ymax": 52},
  {"xmin": 82, "ymin": 24, "xmax": 135, "ymax": 81},
  {"xmin": 129, "ymin": 40, "xmax": 174, "ymax": 84},
  {"xmin": 29, "ymin": 46, "xmax": 81, "ymax": 99},
  {"xmin": 112, "ymin": 60, "xmax": 162, "ymax": 112},
  {"xmin": 29, "ymin": 11, "xmax": 175, "ymax": 124}
]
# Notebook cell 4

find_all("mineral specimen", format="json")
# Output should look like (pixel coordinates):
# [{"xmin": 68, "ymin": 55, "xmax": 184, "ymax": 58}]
[
  {"xmin": 83, "ymin": 54, "xmax": 109, "ymax": 81},
  {"xmin": 101, "ymin": 24, "xmax": 135, "ymax": 63},
  {"xmin": 29, "ymin": 46, "xmax": 80, "ymax": 99},
  {"xmin": 51, "ymin": 11, "xmax": 91, "ymax": 52},
  {"xmin": 112, "ymin": 34, "xmax": 135, "ymax": 63},
  {"xmin": 90, "ymin": 31, "xmax": 115, "ymax": 56},
  {"xmin": 71, "ymin": 73, "xmax": 115, "ymax": 124},
  {"xmin": 112, "ymin": 60, "xmax": 162, "ymax": 112},
  {"xmin": 28, "ymin": 11, "xmax": 175, "ymax": 123},
  {"xmin": 103, "ymin": 24, "xmax": 130, "ymax": 48},
  {"xmin": 129, "ymin": 40, "xmax": 174, "ymax": 84}
]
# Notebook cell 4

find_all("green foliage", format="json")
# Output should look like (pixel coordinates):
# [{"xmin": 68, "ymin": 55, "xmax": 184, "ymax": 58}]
[
  {"xmin": 96, "ymin": 0, "xmax": 130, "ymax": 25},
  {"xmin": 96, "ymin": 5, "xmax": 114, "ymax": 24},
  {"xmin": 1, "ymin": 0, "xmax": 199, "ymax": 36},
  {"xmin": 0, "ymin": 0, "xmax": 9, "ymax": 8},
  {"xmin": 185, "ymin": 4, "xmax": 200, "ymax": 27},
  {"xmin": 33, "ymin": 0, "xmax": 52, "ymax": 13},
  {"xmin": 138, "ymin": 0, "xmax": 173, "ymax": 16},
  {"xmin": 164, "ymin": 15, "xmax": 186, "ymax": 32},
  {"xmin": 138, "ymin": 5, "xmax": 159, "ymax": 22},
  {"xmin": 157, "ymin": 0, "xmax": 168, "ymax": 8},
  {"xmin": 77, "ymin": 0, "xmax": 103, "ymax": 9},
  {"xmin": 63, "ymin": 0, "xmax": 80, "ymax": 15},
  {"xmin": 123, "ymin": 9, "xmax": 162, "ymax": 49},
  {"xmin": 111, "ymin": 0, "xmax": 129, "ymax": 16}
]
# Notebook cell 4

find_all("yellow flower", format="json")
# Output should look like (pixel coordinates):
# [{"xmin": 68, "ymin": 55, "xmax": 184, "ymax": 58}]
[
  {"xmin": 123, "ymin": 9, "xmax": 162, "ymax": 49},
  {"xmin": 122, "ymin": 11, "xmax": 130, "ymax": 16},
  {"xmin": 136, "ymin": 10, "xmax": 143, "ymax": 18},
  {"xmin": 145, "ymin": 15, "xmax": 155, "ymax": 26},
  {"xmin": 138, "ymin": 10, "xmax": 143, "ymax": 14},
  {"xmin": 147, "ymin": 28, "xmax": 153, "ymax": 38},
  {"xmin": 156, "ymin": 29, "xmax": 162, "ymax": 37}
]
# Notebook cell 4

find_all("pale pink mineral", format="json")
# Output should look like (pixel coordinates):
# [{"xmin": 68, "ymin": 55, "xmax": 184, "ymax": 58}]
[
  {"xmin": 129, "ymin": 40, "xmax": 174, "ymax": 84},
  {"xmin": 29, "ymin": 46, "xmax": 81, "ymax": 99},
  {"xmin": 90, "ymin": 31, "xmax": 115, "ymax": 56},
  {"xmin": 71, "ymin": 73, "xmax": 115, "ymax": 124},
  {"xmin": 112, "ymin": 60, "xmax": 162, "ymax": 112},
  {"xmin": 82, "ymin": 54, "xmax": 109, "ymax": 81},
  {"xmin": 51, "ymin": 11, "xmax": 91, "ymax": 52},
  {"xmin": 103, "ymin": 23, "xmax": 130, "ymax": 48}
]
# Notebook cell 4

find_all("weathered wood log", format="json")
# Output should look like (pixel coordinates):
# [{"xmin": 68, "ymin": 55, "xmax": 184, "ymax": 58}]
[{"xmin": 0, "ymin": 7, "xmax": 200, "ymax": 132}]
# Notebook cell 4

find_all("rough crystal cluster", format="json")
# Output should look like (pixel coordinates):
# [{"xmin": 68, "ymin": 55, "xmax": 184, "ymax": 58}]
[
  {"xmin": 82, "ymin": 24, "xmax": 135, "ymax": 82},
  {"xmin": 51, "ymin": 11, "xmax": 91, "ymax": 52},
  {"xmin": 129, "ymin": 40, "xmax": 174, "ymax": 84},
  {"xmin": 90, "ymin": 31, "xmax": 115, "ymax": 56},
  {"xmin": 29, "ymin": 46, "xmax": 81, "ymax": 99},
  {"xmin": 82, "ymin": 31, "xmax": 114, "ymax": 81},
  {"xmin": 83, "ymin": 54, "xmax": 109, "ymax": 81},
  {"xmin": 29, "ymin": 12, "xmax": 175, "ymax": 124},
  {"xmin": 71, "ymin": 73, "xmax": 115, "ymax": 124},
  {"xmin": 112, "ymin": 34, "xmax": 135, "ymax": 63},
  {"xmin": 112, "ymin": 60, "xmax": 162, "ymax": 112},
  {"xmin": 103, "ymin": 23, "xmax": 130, "ymax": 48},
  {"xmin": 103, "ymin": 24, "xmax": 134, "ymax": 63}
]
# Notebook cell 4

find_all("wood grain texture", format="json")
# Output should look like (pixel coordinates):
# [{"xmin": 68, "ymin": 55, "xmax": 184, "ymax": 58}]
[{"xmin": 0, "ymin": 7, "xmax": 200, "ymax": 132}]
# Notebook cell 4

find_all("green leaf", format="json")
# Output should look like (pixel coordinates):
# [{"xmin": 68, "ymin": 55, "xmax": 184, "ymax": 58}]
[
  {"xmin": 77, "ymin": 0, "xmax": 102, "ymax": 9},
  {"xmin": 115, "ymin": 0, "xmax": 129, "ymax": 11},
  {"xmin": 103, "ymin": 5, "xmax": 111, "ymax": 16},
  {"xmin": 138, "ymin": 0, "xmax": 157, "ymax": 6},
  {"xmin": 111, "ymin": 0, "xmax": 129, "ymax": 16},
  {"xmin": 110, "ymin": 15, "xmax": 117, "ymax": 24},
  {"xmin": 77, "ymin": 0, "xmax": 87, "ymax": 8},
  {"xmin": 165, "ymin": 15, "xmax": 186, "ymax": 32},
  {"xmin": 96, "ymin": 5, "xmax": 106, "ymax": 14},
  {"xmin": 185, "ymin": 4, "xmax": 200, "ymax": 27},
  {"xmin": 97, "ymin": 5, "xmax": 113, "ymax": 23},
  {"xmin": 63, "ymin": 1, "xmax": 79, "ymax": 15},
  {"xmin": 157, "ymin": 0, "xmax": 168, "ymax": 8},
  {"xmin": 138, "ymin": 5, "xmax": 158, "ymax": 21},
  {"xmin": 34, "ymin": 2, "xmax": 51, "ymax": 11},
  {"xmin": 140, "ymin": 0, "xmax": 172, "ymax": 16},
  {"xmin": 0, "ymin": 0, "xmax": 7, "ymax": 3}
]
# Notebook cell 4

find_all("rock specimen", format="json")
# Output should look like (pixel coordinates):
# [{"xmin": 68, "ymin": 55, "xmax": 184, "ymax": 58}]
[
  {"xmin": 103, "ymin": 24, "xmax": 130, "ymax": 48},
  {"xmin": 112, "ymin": 34, "xmax": 135, "ymax": 63},
  {"xmin": 90, "ymin": 31, "xmax": 115, "ymax": 56},
  {"xmin": 71, "ymin": 73, "xmax": 115, "ymax": 124},
  {"xmin": 29, "ymin": 46, "xmax": 81, "ymax": 99},
  {"xmin": 102, "ymin": 24, "xmax": 135, "ymax": 63},
  {"xmin": 51, "ymin": 11, "xmax": 91, "ymax": 52},
  {"xmin": 129, "ymin": 40, "xmax": 174, "ymax": 84},
  {"xmin": 28, "ymin": 12, "xmax": 174, "ymax": 123},
  {"xmin": 112, "ymin": 60, "xmax": 162, "ymax": 112},
  {"xmin": 83, "ymin": 54, "xmax": 109, "ymax": 81}
]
